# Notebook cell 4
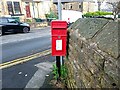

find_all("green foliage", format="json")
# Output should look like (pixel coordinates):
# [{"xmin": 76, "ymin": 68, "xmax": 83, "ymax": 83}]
[
  {"xmin": 118, "ymin": 14, "xmax": 120, "ymax": 18},
  {"xmin": 26, "ymin": 19, "xmax": 32, "ymax": 23},
  {"xmin": 84, "ymin": 11, "xmax": 113, "ymax": 17},
  {"xmin": 45, "ymin": 11, "xmax": 58, "ymax": 19},
  {"xmin": 61, "ymin": 65, "xmax": 68, "ymax": 79},
  {"xmin": 34, "ymin": 18, "xmax": 42, "ymax": 22},
  {"xmin": 52, "ymin": 64, "xmax": 68, "ymax": 80},
  {"xmin": 52, "ymin": 64, "xmax": 59, "ymax": 79}
]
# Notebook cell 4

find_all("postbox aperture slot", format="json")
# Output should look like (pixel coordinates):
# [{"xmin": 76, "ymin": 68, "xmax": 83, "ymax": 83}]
[{"xmin": 52, "ymin": 27, "xmax": 67, "ymax": 29}]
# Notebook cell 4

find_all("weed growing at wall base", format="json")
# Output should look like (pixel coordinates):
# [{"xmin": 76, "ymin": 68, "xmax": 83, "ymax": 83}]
[
  {"xmin": 52, "ymin": 64, "xmax": 59, "ymax": 79},
  {"xmin": 52, "ymin": 64, "xmax": 68, "ymax": 80}
]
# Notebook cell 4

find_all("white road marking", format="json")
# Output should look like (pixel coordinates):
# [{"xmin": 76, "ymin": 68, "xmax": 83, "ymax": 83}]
[
  {"xmin": 25, "ymin": 62, "xmax": 53, "ymax": 88},
  {"xmin": 46, "ymin": 74, "xmax": 49, "ymax": 77},
  {"xmin": 25, "ymin": 74, "xmax": 28, "ymax": 77},
  {"xmin": 18, "ymin": 72, "xmax": 22, "ymax": 75}
]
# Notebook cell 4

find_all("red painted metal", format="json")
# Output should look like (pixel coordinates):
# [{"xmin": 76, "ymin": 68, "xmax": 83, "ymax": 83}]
[{"xmin": 51, "ymin": 20, "xmax": 67, "ymax": 56}]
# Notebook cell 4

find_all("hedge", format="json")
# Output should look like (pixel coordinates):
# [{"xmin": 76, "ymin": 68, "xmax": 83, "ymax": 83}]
[{"xmin": 84, "ymin": 11, "xmax": 113, "ymax": 17}]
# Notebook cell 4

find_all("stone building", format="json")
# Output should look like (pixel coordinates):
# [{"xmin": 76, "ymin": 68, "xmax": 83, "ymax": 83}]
[
  {"xmin": 0, "ymin": 0, "xmax": 24, "ymax": 18},
  {"xmin": 52, "ymin": 0, "xmax": 98, "ymax": 14},
  {"xmin": 22, "ymin": 0, "xmax": 53, "ymax": 20},
  {"xmin": 0, "ymin": 0, "xmax": 53, "ymax": 22}
]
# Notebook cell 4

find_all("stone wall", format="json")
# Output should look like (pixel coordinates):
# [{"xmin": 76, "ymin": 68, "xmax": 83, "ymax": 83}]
[
  {"xmin": 29, "ymin": 22, "xmax": 48, "ymax": 28},
  {"xmin": 65, "ymin": 18, "xmax": 119, "ymax": 88}
]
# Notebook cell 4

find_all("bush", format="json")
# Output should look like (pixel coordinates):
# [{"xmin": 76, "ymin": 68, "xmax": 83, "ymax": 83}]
[
  {"xmin": 34, "ymin": 18, "xmax": 42, "ymax": 22},
  {"xmin": 118, "ymin": 14, "xmax": 120, "ymax": 18},
  {"xmin": 45, "ymin": 11, "xmax": 58, "ymax": 19},
  {"xmin": 84, "ymin": 11, "xmax": 113, "ymax": 17},
  {"xmin": 25, "ymin": 19, "xmax": 32, "ymax": 23}
]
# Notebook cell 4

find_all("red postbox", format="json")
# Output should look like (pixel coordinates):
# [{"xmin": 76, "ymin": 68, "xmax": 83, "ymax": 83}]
[{"xmin": 51, "ymin": 20, "xmax": 67, "ymax": 56}]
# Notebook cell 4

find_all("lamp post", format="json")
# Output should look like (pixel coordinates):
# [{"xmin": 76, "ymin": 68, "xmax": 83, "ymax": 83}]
[
  {"xmin": 56, "ymin": 0, "xmax": 63, "ymax": 79},
  {"xmin": 57, "ymin": 1, "xmax": 62, "ymax": 67},
  {"xmin": 58, "ymin": 0, "xmax": 62, "ymax": 20}
]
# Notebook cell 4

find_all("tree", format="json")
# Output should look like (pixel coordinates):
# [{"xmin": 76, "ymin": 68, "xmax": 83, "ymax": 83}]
[
  {"xmin": 97, "ymin": 0, "xmax": 105, "ymax": 11},
  {"xmin": 107, "ymin": 1, "xmax": 120, "ymax": 19}
]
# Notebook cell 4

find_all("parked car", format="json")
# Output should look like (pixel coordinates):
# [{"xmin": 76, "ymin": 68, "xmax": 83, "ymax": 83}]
[{"xmin": 0, "ymin": 17, "xmax": 30, "ymax": 35}]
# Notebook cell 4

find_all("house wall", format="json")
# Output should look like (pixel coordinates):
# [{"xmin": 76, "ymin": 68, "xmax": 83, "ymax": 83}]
[
  {"xmin": 0, "ymin": 0, "xmax": 52, "ymax": 22},
  {"xmin": 63, "ymin": 2, "xmax": 82, "ymax": 12},
  {"xmin": 0, "ymin": 0, "xmax": 11, "ymax": 16},
  {"xmin": 82, "ymin": 2, "xmax": 98, "ymax": 14},
  {"xmin": 52, "ymin": 1, "xmax": 98, "ymax": 14},
  {"xmin": 22, "ymin": 0, "xmax": 52, "ymax": 20},
  {"xmin": 0, "ymin": 0, "xmax": 25, "ymax": 21}
]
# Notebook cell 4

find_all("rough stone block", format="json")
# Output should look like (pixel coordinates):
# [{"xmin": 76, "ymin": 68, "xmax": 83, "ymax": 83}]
[
  {"xmin": 93, "ymin": 52, "xmax": 105, "ymax": 70},
  {"xmin": 70, "ymin": 18, "xmax": 109, "ymax": 39},
  {"xmin": 104, "ymin": 57, "xmax": 119, "ymax": 84},
  {"xmin": 93, "ymin": 22, "xmax": 119, "ymax": 58},
  {"xmin": 65, "ymin": 18, "xmax": 119, "ymax": 88}
]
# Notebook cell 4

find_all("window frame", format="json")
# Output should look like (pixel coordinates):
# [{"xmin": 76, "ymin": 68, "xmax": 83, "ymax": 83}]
[
  {"xmin": 7, "ymin": 1, "xmax": 14, "ymax": 15},
  {"xmin": 13, "ymin": 1, "xmax": 21, "ymax": 14},
  {"xmin": 7, "ymin": 1, "xmax": 22, "ymax": 15}
]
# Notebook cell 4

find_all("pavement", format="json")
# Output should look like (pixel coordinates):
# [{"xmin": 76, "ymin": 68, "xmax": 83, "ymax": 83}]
[
  {"xmin": 41, "ymin": 72, "xmax": 54, "ymax": 88},
  {"xmin": 30, "ymin": 26, "xmax": 50, "ymax": 31},
  {"xmin": 25, "ymin": 62, "xmax": 53, "ymax": 89},
  {"xmin": 24, "ymin": 55, "xmax": 56, "ymax": 89}
]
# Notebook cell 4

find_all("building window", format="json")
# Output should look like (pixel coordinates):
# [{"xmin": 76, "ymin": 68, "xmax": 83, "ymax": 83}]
[
  {"xmin": 7, "ymin": 1, "xmax": 21, "ymax": 15},
  {"xmin": 79, "ymin": 4, "xmax": 81, "ymax": 9},
  {"xmin": 7, "ymin": 1, "xmax": 14, "ymax": 15},
  {"xmin": 25, "ymin": 2, "xmax": 29, "ymax": 5},
  {"xmin": 70, "ymin": 4, "xmax": 72, "ymax": 9},
  {"xmin": 13, "ymin": 2, "xmax": 21, "ymax": 14}
]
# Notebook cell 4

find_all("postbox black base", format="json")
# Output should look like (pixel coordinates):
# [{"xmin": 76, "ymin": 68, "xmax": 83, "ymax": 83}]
[{"xmin": 56, "ymin": 56, "xmax": 61, "ymax": 78}]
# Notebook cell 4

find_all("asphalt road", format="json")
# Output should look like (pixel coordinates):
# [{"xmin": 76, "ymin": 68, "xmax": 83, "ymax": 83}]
[
  {"xmin": 1, "ymin": 27, "xmax": 51, "ymax": 63},
  {"xmin": 2, "ymin": 54, "xmax": 55, "ymax": 89},
  {"xmin": 2, "ymin": 36, "xmax": 51, "ymax": 63},
  {"xmin": 0, "ymin": 27, "xmax": 56, "ymax": 89}
]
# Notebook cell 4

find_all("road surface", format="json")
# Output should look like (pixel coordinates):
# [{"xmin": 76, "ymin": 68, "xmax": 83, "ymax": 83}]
[{"xmin": 0, "ymin": 27, "xmax": 55, "ymax": 89}]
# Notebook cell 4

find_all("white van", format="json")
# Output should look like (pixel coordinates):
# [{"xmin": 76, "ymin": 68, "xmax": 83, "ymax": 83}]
[{"xmin": 62, "ymin": 10, "xmax": 83, "ymax": 24}]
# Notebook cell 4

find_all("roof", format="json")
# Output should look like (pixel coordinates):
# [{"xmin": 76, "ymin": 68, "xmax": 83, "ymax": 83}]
[
  {"xmin": 53, "ymin": 0, "xmax": 120, "ymax": 3},
  {"xmin": 105, "ymin": 0, "xmax": 120, "ymax": 3},
  {"xmin": 53, "ymin": 0, "xmax": 83, "ymax": 3}
]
